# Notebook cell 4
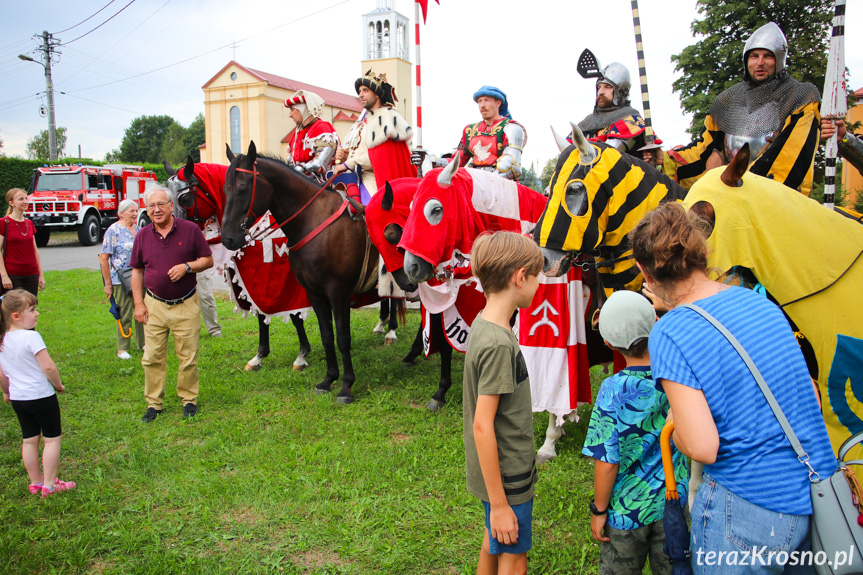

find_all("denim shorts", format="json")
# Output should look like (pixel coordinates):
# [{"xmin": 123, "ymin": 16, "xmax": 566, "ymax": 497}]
[
  {"xmin": 482, "ymin": 498, "xmax": 533, "ymax": 555},
  {"xmin": 691, "ymin": 473, "xmax": 814, "ymax": 575}
]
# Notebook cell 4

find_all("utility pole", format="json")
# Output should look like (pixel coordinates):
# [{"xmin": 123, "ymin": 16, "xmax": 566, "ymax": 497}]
[
  {"xmin": 41, "ymin": 31, "xmax": 58, "ymax": 162},
  {"xmin": 19, "ymin": 30, "xmax": 60, "ymax": 161}
]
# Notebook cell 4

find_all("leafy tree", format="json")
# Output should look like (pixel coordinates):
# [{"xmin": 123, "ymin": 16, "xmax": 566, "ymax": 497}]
[
  {"xmin": 519, "ymin": 162, "xmax": 542, "ymax": 192},
  {"xmin": 671, "ymin": 0, "xmax": 832, "ymax": 139},
  {"xmin": 0, "ymin": 131, "xmax": 4, "ymax": 156},
  {"xmin": 104, "ymin": 148, "xmax": 122, "ymax": 163},
  {"xmin": 183, "ymin": 113, "xmax": 206, "ymax": 163},
  {"xmin": 539, "ymin": 157, "xmax": 558, "ymax": 191},
  {"xmin": 25, "ymin": 126, "xmax": 68, "ymax": 160},
  {"xmin": 160, "ymin": 123, "xmax": 188, "ymax": 165},
  {"xmin": 119, "ymin": 115, "xmax": 182, "ymax": 164}
]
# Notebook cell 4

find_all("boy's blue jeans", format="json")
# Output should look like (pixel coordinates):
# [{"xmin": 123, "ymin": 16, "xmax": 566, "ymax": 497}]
[{"xmin": 691, "ymin": 473, "xmax": 814, "ymax": 575}]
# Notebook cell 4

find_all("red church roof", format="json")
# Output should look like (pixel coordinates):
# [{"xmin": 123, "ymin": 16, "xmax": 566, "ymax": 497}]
[
  {"xmin": 203, "ymin": 61, "xmax": 362, "ymax": 113},
  {"xmin": 333, "ymin": 111, "xmax": 355, "ymax": 122}
]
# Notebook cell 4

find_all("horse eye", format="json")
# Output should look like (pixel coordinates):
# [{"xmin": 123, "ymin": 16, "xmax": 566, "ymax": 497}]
[
  {"xmin": 564, "ymin": 181, "xmax": 588, "ymax": 217},
  {"xmin": 423, "ymin": 199, "xmax": 443, "ymax": 226},
  {"xmin": 384, "ymin": 223, "xmax": 403, "ymax": 245}
]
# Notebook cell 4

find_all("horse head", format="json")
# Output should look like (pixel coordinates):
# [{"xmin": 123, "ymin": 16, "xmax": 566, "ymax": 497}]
[
  {"xmin": 399, "ymin": 163, "xmax": 480, "ymax": 284},
  {"xmin": 166, "ymin": 155, "xmax": 226, "ymax": 230},
  {"xmin": 222, "ymin": 141, "xmax": 273, "ymax": 250},
  {"xmin": 365, "ymin": 178, "xmax": 422, "ymax": 293},
  {"xmin": 533, "ymin": 123, "xmax": 687, "ymax": 292}
]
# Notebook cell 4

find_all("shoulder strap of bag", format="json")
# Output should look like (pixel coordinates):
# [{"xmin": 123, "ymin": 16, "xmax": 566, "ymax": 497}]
[{"xmin": 679, "ymin": 303, "xmax": 822, "ymax": 481}]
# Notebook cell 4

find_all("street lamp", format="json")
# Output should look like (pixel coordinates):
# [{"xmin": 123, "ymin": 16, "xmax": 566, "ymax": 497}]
[{"xmin": 18, "ymin": 31, "xmax": 58, "ymax": 161}]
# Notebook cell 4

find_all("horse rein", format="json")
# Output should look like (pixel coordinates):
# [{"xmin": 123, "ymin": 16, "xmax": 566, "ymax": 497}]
[{"xmin": 235, "ymin": 162, "xmax": 341, "ymax": 248}]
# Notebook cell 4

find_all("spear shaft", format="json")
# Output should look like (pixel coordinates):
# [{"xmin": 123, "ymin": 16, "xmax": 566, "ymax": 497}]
[{"xmin": 822, "ymin": 0, "xmax": 847, "ymax": 210}]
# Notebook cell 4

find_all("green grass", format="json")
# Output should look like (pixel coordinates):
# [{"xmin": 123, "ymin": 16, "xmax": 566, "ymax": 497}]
[{"xmin": 0, "ymin": 269, "xmax": 611, "ymax": 574}]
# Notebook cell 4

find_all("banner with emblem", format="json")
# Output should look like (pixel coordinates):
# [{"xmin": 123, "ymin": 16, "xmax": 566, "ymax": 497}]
[{"xmin": 226, "ymin": 211, "xmax": 312, "ymax": 321}]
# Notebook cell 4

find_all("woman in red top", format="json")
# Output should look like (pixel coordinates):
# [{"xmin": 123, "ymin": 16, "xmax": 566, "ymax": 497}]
[{"xmin": 0, "ymin": 188, "xmax": 45, "ymax": 296}]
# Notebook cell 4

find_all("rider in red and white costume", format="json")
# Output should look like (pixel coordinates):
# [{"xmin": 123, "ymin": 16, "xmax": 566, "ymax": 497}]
[
  {"xmin": 284, "ymin": 90, "xmax": 340, "ymax": 182},
  {"xmin": 453, "ymin": 86, "xmax": 526, "ymax": 181}
]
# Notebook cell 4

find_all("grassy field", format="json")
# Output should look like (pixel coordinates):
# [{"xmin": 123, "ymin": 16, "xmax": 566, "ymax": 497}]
[{"xmin": 0, "ymin": 269, "xmax": 612, "ymax": 575}]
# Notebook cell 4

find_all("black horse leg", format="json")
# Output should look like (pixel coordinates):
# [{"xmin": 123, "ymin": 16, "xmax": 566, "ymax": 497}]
[
  {"xmin": 245, "ymin": 314, "xmax": 271, "ymax": 371},
  {"xmin": 308, "ymin": 294, "xmax": 339, "ymax": 394},
  {"xmin": 403, "ymin": 321, "xmax": 424, "ymax": 365},
  {"xmin": 290, "ymin": 312, "xmax": 311, "ymax": 371},
  {"xmin": 331, "ymin": 293, "xmax": 356, "ymax": 404},
  {"xmin": 374, "ymin": 298, "xmax": 389, "ymax": 334},
  {"xmin": 427, "ymin": 315, "xmax": 453, "ymax": 412}
]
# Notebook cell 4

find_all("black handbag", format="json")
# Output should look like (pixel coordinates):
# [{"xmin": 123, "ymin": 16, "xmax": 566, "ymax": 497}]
[{"xmin": 116, "ymin": 267, "xmax": 133, "ymax": 295}]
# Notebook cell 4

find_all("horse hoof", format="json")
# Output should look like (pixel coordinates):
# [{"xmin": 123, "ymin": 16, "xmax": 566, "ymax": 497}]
[
  {"xmin": 314, "ymin": 384, "xmax": 332, "ymax": 395},
  {"xmin": 427, "ymin": 399, "xmax": 445, "ymax": 412},
  {"xmin": 536, "ymin": 453, "xmax": 556, "ymax": 466},
  {"xmin": 336, "ymin": 395, "xmax": 355, "ymax": 405},
  {"xmin": 292, "ymin": 363, "xmax": 307, "ymax": 372},
  {"xmin": 244, "ymin": 363, "xmax": 262, "ymax": 372},
  {"xmin": 402, "ymin": 356, "xmax": 417, "ymax": 365},
  {"xmin": 384, "ymin": 337, "xmax": 396, "ymax": 346}
]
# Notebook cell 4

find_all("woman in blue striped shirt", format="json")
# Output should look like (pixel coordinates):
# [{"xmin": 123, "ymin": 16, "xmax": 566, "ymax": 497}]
[{"xmin": 629, "ymin": 203, "xmax": 835, "ymax": 574}]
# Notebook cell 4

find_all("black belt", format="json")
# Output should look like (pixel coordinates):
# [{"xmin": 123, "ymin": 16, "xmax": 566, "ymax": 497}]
[{"xmin": 146, "ymin": 288, "xmax": 196, "ymax": 306}]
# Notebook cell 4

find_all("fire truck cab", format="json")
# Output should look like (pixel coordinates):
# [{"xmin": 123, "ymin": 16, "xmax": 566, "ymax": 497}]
[{"xmin": 26, "ymin": 164, "xmax": 159, "ymax": 246}]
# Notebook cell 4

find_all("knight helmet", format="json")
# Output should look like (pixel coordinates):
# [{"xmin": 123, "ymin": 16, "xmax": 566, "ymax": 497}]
[
  {"xmin": 743, "ymin": 22, "xmax": 788, "ymax": 81},
  {"xmin": 596, "ymin": 62, "xmax": 631, "ymax": 107}
]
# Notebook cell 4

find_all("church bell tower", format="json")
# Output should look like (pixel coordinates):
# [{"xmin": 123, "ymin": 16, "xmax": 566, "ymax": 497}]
[{"xmin": 361, "ymin": 0, "xmax": 412, "ymax": 122}]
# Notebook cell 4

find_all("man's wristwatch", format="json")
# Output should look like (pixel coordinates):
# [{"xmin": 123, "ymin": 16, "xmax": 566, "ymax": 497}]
[
  {"xmin": 184, "ymin": 263, "xmax": 192, "ymax": 275},
  {"xmin": 590, "ymin": 500, "xmax": 609, "ymax": 516}
]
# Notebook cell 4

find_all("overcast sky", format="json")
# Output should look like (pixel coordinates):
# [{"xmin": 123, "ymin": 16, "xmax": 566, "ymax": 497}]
[{"xmin": 1, "ymin": 0, "xmax": 861, "ymax": 172}]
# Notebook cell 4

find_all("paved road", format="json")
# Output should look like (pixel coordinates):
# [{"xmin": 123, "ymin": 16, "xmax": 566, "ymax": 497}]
[{"xmin": 39, "ymin": 243, "xmax": 229, "ymax": 292}]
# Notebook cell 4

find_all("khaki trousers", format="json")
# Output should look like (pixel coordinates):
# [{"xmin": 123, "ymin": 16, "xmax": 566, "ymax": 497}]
[
  {"xmin": 196, "ymin": 271, "xmax": 221, "ymax": 336},
  {"xmin": 113, "ymin": 284, "xmax": 145, "ymax": 352},
  {"xmin": 141, "ymin": 293, "xmax": 201, "ymax": 409}
]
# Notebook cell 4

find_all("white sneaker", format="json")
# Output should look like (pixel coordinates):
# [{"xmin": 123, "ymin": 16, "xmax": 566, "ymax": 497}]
[{"xmin": 117, "ymin": 351, "xmax": 132, "ymax": 360}]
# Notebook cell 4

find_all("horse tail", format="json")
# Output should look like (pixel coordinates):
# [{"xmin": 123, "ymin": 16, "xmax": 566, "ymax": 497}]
[{"xmin": 396, "ymin": 298, "xmax": 408, "ymax": 327}]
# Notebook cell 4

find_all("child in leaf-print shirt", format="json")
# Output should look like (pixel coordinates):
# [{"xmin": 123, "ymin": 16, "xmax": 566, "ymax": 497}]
[{"xmin": 582, "ymin": 291, "xmax": 688, "ymax": 575}]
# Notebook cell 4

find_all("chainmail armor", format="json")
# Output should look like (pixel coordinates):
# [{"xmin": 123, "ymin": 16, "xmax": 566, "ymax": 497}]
[
  {"xmin": 578, "ymin": 104, "xmax": 641, "ymax": 134},
  {"xmin": 708, "ymin": 74, "xmax": 820, "ymax": 138}
]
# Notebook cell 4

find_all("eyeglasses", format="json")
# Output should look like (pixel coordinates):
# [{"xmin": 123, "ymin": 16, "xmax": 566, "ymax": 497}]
[{"xmin": 145, "ymin": 201, "xmax": 172, "ymax": 209}]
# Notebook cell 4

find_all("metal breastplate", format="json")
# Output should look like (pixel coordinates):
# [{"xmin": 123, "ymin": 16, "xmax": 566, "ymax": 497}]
[{"xmin": 723, "ymin": 133, "xmax": 772, "ymax": 163}]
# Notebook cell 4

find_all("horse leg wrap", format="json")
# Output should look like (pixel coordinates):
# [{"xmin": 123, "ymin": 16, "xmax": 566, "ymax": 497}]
[{"xmin": 346, "ymin": 184, "xmax": 362, "ymax": 215}]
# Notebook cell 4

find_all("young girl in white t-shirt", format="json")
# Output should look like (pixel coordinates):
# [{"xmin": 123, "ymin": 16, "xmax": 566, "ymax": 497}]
[{"xmin": 0, "ymin": 289, "xmax": 76, "ymax": 497}]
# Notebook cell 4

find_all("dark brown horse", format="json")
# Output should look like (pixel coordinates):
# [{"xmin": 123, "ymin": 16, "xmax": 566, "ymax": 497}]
[{"xmin": 221, "ymin": 142, "xmax": 379, "ymax": 403}]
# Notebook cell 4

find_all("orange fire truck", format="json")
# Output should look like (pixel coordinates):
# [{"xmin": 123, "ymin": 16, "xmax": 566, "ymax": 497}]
[{"xmin": 26, "ymin": 164, "xmax": 159, "ymax": 246}]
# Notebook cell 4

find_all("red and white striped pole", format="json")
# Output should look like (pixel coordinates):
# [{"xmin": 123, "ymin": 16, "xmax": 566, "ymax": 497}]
[{"xmin": 414, "ymin": 1, "xmax": 423, "ymax": 150}]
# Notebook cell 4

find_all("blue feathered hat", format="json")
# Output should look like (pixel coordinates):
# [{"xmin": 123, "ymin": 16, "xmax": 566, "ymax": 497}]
[{"xmin": 472, "ymin": 86, "xmax": 510, "ymax": 119}]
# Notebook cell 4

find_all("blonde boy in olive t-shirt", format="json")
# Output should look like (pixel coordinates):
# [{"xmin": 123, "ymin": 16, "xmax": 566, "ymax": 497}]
[{"xmin": 463, "ymin": 231, "xmax": 543, "ymax": 575}]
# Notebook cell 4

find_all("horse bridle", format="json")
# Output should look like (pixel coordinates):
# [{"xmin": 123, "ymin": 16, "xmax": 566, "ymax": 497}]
[
  {"xmin": 234, "ymin": 161, "xmax": 338, "ymax": 245},
  {"xmin": 171, "ymin": 175, "xmax": 201, "ymax": 222}
]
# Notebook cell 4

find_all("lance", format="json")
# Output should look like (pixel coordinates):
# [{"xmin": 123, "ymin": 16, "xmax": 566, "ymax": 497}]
[
  {"xmin": 821, "ymin": 0, "xmax": 847, "ymax": 211},
  {"xmin": 630, "ymin": 0, "xmax": 658, "ymax": 152},
  {"xmin": 414, "ymin": 1, "xmax": 423, "ymax": 152}
]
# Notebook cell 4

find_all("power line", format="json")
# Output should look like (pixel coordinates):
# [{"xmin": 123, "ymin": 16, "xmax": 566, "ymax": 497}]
[
  {"xmin": 65, "ymin": 0, "xmax": 355, "ymax": 94},
  {"xmin": 60, "ymin": 0, "xmax": 174, "ymax": 85},
  {"xmin": 53, "ymin": 0, "xmax": 119, "ymax": 34},
  {"xmin": 63, "ymin": 0, "xmax": 137, "ymax": 46},
  {"xmin": 60, "ymin": 92, "xmax": 140, "ymax": 115}
]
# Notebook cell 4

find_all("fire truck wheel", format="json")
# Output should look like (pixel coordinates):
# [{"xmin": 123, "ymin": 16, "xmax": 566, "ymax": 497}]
[
  {"xmin": 138, "ymin": 212, "xmax": 151, "ymax": 227},
  {"xmin": 34, "ymin": 228, "xmax": 50, "ymax": 248},
  {"xmin": 78, "ymin": 213, "xmax": 101, "ymax": 246}
]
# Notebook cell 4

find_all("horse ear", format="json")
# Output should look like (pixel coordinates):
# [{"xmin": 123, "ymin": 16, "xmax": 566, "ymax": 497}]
[
  {"xmin": 550, "ymin": 125, "xmax": 569, "ymax": 153},
  {"xmin": 569, "ymin": 121, "xmax": 597, "ymax": 165},
  {"xmin": 226, "ymin": 143, "xmax": 235, "ymax": 163},
  {"xmin": 163, "ymin": 161, "xmax": 176, "ymax": 176},
  {"xmin": 721, "ymin": 143, "xmax": 749, "ymax": 187},
  {"xmin": 182, "ymin": 156, "xmax": 195, "ymax": 180},
  {"xmin": 382, "ymin": 182, "xmax": 394, "ymax": 211},
  {"xmin": 247, "ymin": 141, "xmax": 257, "ymax": 164},
  {"xmin": 437, "ymin": 153, "xmax": 459, "ymax": 187}
]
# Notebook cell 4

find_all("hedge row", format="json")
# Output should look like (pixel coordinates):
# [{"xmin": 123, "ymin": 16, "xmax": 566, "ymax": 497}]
[{"xmin": 0, "ymin": 157, "xmax": 177, "ymax": 213}]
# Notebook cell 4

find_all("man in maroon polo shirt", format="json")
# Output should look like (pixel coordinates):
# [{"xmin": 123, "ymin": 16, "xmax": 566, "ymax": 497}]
[{"xmin": 130, "ymin": 186, "xmax": 213, "ymax": 423}]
